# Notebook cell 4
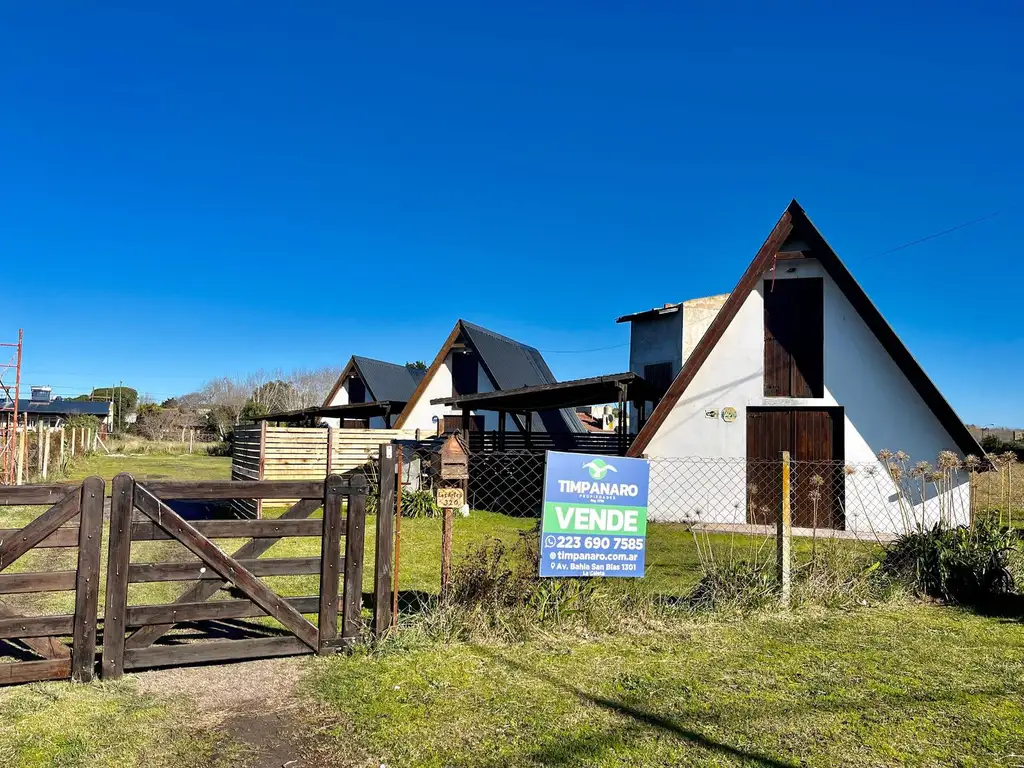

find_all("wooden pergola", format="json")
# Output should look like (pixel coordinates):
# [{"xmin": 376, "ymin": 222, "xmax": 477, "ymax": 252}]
[
  {"xmin": 431, "ymin": 372, "xmax": 656, "ymax": 449},
  {"xmin": 251, "ymin": 400, "xmax": 408, "ymax": 428}
]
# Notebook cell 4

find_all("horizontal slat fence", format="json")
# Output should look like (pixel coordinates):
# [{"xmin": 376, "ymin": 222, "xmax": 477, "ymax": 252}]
[{"xmin": 231, "ymin": 426, "xmax": 421, "ymax": 514}]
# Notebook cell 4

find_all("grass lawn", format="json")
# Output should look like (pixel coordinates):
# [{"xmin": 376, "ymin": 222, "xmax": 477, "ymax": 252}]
[
  {"xmin": 66, "ymin": 452, "xmax": 231, "ymax": 482},
  {"xmin": 1, "ymin": 452, "xmax": 1022, "ymax": 766},
  {"xmin": 313, "ymin": 606, "xmax": 1024, "ymax": 767}
]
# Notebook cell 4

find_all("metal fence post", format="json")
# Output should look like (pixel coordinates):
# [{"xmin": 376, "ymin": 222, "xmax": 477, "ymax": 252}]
[
  {"xmin": 373, "ymin": 443, "xmax": 396, "ymax": 638},
  {"xmin": 778, "ymin": 451, "xmax": 792, "ymax": 607},
  {"xmin": 392, "ymin": 445, "xmax": 404, "ymax": 627}
]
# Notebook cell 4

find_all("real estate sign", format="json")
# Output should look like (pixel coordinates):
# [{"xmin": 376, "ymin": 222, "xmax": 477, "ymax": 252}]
[{"xmin": 539, "ymin": 451, "xmax": 649, "ymax": 578}]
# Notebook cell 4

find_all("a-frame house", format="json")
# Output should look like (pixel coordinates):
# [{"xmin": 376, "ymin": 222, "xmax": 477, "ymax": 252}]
[{"xmin": 626, "ymin": 200, "xmax": 983, "ymax": 533}]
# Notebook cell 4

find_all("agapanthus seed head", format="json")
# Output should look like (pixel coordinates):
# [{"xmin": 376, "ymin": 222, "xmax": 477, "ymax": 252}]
[
  {"xmin": 964, "ymin": 454, "xmax": 981, "ymax": 470},
  {"xmin": 844, "ymin": 465, "xmax": 857, "ymax": 476},
  {"xmin": 895, "ymin": 451, "xmax": 909, "ymax": 462},
  {"xmin": 811, "ymin": 474, "xmax": 824, "ymax": 486},
  {"xmin": 911, "ymin": 461, "xmax": 932, "ymax": 478},
  {"xmin": 889, "ymin": 465, "xmax": 904, "ymax": 481},
  {"xmin": 877, "ymin": 449, "xmax": 894, "ymax": 461},
  {"xmin": 937, "ymin": 450, "xmax": 961, "ymax": 470}
]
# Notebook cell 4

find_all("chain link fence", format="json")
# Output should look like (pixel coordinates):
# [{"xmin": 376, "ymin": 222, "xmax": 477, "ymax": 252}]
[{"xmin": 386, "ymin": 441, "xmax": 1002, "ymax": 603}]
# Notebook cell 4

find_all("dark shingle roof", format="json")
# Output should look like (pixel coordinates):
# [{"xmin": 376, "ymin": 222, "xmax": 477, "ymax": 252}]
[
  {"xmin": 351, "ymin": 356, "xmax": 425, "ymax": 403},
  {"xmin": 460, "ymin": 321, "xmax": 585, "ymax": 434},
  {"xmin": 0, "ymin": 399, "xmax": 111, "ymax": 416}
]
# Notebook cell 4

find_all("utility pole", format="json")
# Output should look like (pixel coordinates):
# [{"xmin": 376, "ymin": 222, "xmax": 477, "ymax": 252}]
[{"xmin": 0, "ymin": 330, "xmax": 23, "ymax": 484}]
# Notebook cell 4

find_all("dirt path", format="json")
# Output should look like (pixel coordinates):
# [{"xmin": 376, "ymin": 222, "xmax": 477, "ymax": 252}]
[{"xmin": 136, "ymin": 656, "xmax": 363, "ymax": 768}]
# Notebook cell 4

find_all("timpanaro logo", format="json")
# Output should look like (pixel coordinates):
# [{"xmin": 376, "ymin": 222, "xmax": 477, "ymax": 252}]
[{"xmin": 582, "ymin": 458, "xmax": 617, "ymax": 480}]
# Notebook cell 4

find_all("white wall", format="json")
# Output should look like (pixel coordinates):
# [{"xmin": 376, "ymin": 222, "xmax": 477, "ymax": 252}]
[
  {"xmin": 644, "ymin": 259, "xmax": 971, "ymax": 533},
  {"xmin": 400, "ymin": 351, "xmax": 524, "ymax": 433}
]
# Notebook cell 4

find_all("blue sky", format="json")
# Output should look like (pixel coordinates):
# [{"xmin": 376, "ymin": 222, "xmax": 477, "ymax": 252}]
[{"xmin": 1, "ymin": 1, "xmax": 1020, "ymax": 424}]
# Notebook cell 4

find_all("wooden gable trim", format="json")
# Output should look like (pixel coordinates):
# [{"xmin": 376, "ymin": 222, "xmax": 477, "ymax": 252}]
[
  {"xmin": 788, "ymin": 205, "xmax": 984, "ymax": 458},
  {"xmin": 627, "ymin": 205, "xmax": 795, "ymax": 456},
  {"xmin": 394, "ymin": 321, "xmax": 464, "ymax": 428},
  {"xmin": 628, "ymin": 200, "xmax": 985, "ymax": 459},
  {"xmin": 322, "ymin": 357, "xmax": 359, "ymax": 407}
]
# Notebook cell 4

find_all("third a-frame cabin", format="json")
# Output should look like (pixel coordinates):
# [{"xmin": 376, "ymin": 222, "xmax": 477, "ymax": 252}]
[{"xmin": 626, "ymin": 200, "xmax": 983, "ymax": 533}]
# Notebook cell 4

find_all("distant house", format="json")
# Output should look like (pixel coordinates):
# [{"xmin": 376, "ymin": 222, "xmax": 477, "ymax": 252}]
[
  {"xmin": 321, "ymin": 356, "xmax": 426, "ymax": 429},
  {"xmin": 394, "ymin": 320, "xmax": 585, "ymax": 434},
  {"xmin": 625, "ymin": 200, "xmax": 984, "ymax": 533},
  {"xmin": 1, "ymin": 386, "xmax": 113, "ymax": 429}
]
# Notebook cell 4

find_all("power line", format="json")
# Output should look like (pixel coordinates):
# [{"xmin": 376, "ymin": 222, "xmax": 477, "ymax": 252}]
[
  {"xmin": 872, "ymin": 206, "xmax": 1015, "ymax": 257},
  {"xmin": 539, "ymin": 342, "xmax": 629, "ymax": 354}
]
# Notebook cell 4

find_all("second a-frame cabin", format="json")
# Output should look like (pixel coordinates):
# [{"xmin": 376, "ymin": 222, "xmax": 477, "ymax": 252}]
[
  {"xmin": 321, "ymin": 356, "xmax": 426, "ymax": 429},
  {"xmin": 394, "ymin": 320, "xmax": 585, "ymax": 435},
  {"xmin": 624, "ymin": 200, "xmax": 983, "ymax": 534}
]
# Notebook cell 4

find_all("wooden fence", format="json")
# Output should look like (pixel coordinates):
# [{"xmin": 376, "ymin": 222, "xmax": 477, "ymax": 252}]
[
  {"xmin": 0, "ymin": 458, "xmax": 399, "ymax": 686},
  {"xmin": 1, "ymin": 424, "xmax": 102, "ymax": 485},
  {"xmin": 231, "ymin": 425, "xmax": 421, "ymax": 516}
]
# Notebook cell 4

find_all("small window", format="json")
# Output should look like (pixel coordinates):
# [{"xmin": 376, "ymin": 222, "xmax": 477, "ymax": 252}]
[
  {"xmin": 347, "ymin": 376, "xmax": 366, "ymax": 404},
  {"xmin": 451, "ymin": 352, "xmax": 478, "ymax": 396},
  {"xmin": 643, "ymin": 362, "xmax": 674, "ymax": 404}
]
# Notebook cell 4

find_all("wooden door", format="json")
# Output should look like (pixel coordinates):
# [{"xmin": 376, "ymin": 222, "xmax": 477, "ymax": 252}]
[
  {"xmin": 443, "ymin": 415, "xmax": 484, "ymax": 434},
  {"xmin": 746, "ymin": 408, "xmax": 844, "ymax": 529},
  {"xmin": 746, "ymin": 410, "xmax": 791, "ymax": 526},
  {"xmin": 791, "ymin": 409, "xmax": 844, "ymax": 529},
  {"xmin": 763, "ymin": 278, "xmax": 824, "ymax": 397}
]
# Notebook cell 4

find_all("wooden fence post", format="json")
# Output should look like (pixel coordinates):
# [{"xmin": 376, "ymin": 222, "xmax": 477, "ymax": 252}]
[
  {"xmin": 102, "ymin": 473, "xmax": 135, "ymax": 680},
  {"xmin": 318, "ymin": 474, "xmax": 345, "ymax": 654},
  {"xmin": 373, "ymin": 443, "xmax": 396, "ymax": 638},
  {"xmin": 441, "ymin": 507, "xmax": 453, "ymax": 599},
  {"xmin": 777, "ymin": 451, "xmax": 792, "ymax": 608},
  {"xmin": 341, "ymin": 474, "xmax": 368, "ymax": 648},
  {"xmin": 70, "ymin": 427, "xmax": 76, "ymax": 458},
  {"xmin": 42, "ymin": 428, "xmax": 51, "ymax": 480},
  {"xmin": 37, "ymin": 422, "xmax": 44, "ymax": 476},
  {"xmin": 71, "ymin": 476, "xmax": 105, "ymax": 682},
  {"xmin": 16, "ymin": 417, "xmax": 27, "ymax": 485}
]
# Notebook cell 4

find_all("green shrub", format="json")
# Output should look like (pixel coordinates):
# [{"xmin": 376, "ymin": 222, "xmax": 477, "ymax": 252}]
[
  {"xmin": 402, "ymin": 490, "xmax": 441, "ymax": 518},
  {"xmin": 884, "ymin": 520, "xmax": 1018, "ymax": 604}
]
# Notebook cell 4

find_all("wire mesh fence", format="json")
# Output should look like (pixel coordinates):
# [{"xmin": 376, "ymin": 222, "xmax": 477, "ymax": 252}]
[{"xmin": 386, "ymin": 441, "xmax": 1009, "ymax": 604}]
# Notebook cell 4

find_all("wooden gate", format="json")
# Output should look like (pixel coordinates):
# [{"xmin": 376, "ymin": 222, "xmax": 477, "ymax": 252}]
[
  {"xmin": 0, "ymin": 478, "xmax": 104, "ymax": 684},
  {"xmin": 101, "ymin": 473, "xmax": 367, "ymax": 679}
]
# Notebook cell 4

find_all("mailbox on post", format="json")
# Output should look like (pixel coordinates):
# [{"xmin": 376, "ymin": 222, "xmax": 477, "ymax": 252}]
[{"xmin": 432, "ymin": 432, "xmax": 469, "ymax": 481}]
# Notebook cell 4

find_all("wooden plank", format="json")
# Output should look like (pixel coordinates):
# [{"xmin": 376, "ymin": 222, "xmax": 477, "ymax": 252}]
[
  {"xmin": 0, "ymin": 603, "xmax": 71, "ymax": 658},
  {"xmin": 318, "ymin": 475, "xmax": 345, "ymax": 653},
  {"xmin": 128, "ymin": 556, "xmax": 329, "ymax": 583},
  {"xmin": 140, "ymin": 480, "xmax": 328, "ymax": 500},
  {"xmin": 124, "ymin": 497, "xmax": 324, "ymax": 650},
  {"xmin": 126, "ymin": 595, "xmax": 320, "ymax": 625},
  {"xmin": 71, "ymin": 477, "xmax": 104, "ymax": 682},
  {"xmin": 0, "ymin": 658, "xmax": 71, "ymax": 685},
  {"xmin": 0, "ymin": 484, "xmax": 80, "ymax": 506},
  {"xmin": 101, "ymin": 473, "xmax": 134, "ymax": 680},
  {"xmin": 0, "ymin": 527, "xmax": 80, "ymax": 548},
  {"xmin": 374, "ymin": 445, "xmax": 396, "ymax": 638},
  {"xmin": 0, "ymin": 570, "xmax": 77, "ymax": 593},
  {"xmin": 0, "ymin": 489, "xmax": 81, "ymax": 571},
  {"xmin": 124, "ymin": 636, "xmax": 310, "ymax": 671},
  {"xmin": 0, "ymin": 614, "xmax": 75, "ymax": 639},
  {"xmin": 133, "ymin": 485, "xmax": 320, "ymax": 651},
  {"xmin": 130, "ymin": 518, "xmax": 325, "ymax": 542},
  {"xmin": 341, "ymin": 476, "xmax": 368, "ymax": 646}
]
